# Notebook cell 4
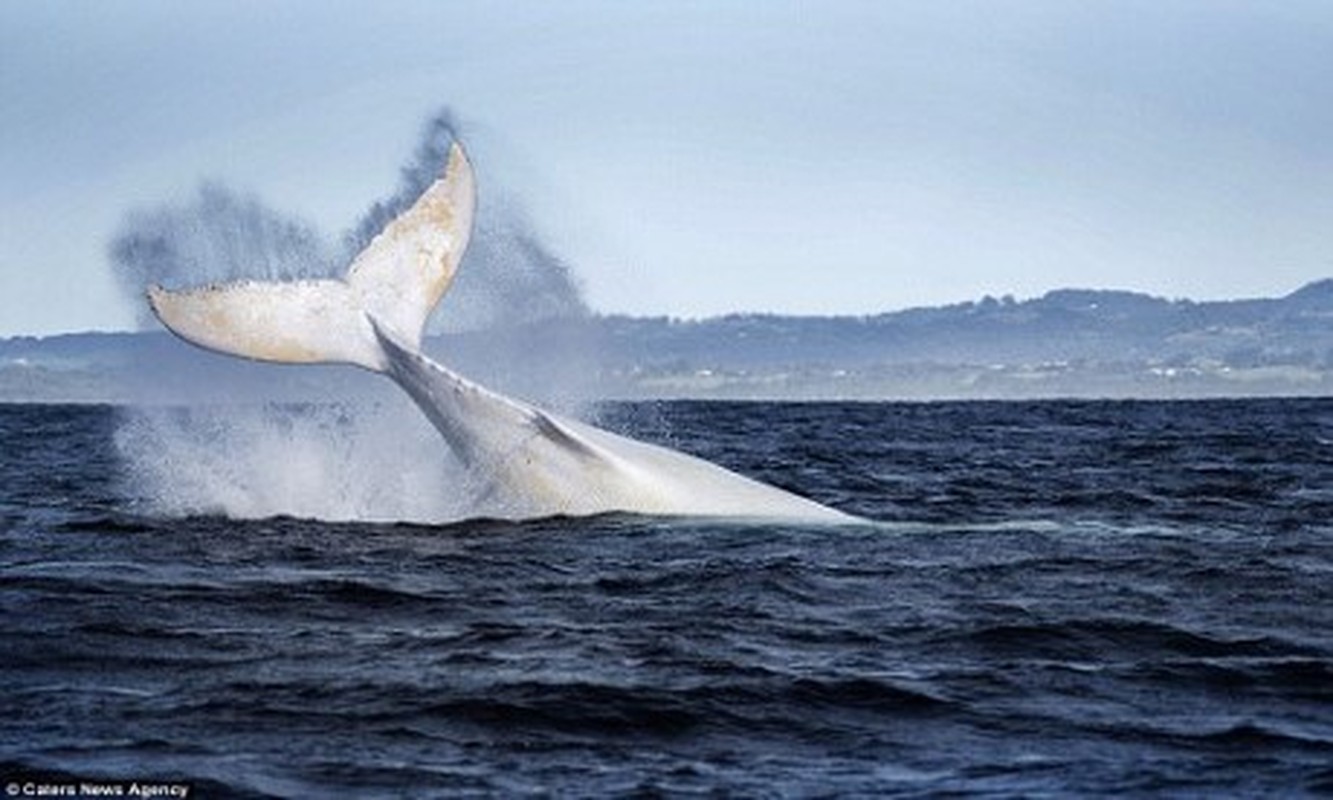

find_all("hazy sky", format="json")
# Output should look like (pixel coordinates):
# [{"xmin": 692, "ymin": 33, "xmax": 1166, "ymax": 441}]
[{"xmin": 4, "ymin": 1, "xmax": 1333, "ymax": 335}]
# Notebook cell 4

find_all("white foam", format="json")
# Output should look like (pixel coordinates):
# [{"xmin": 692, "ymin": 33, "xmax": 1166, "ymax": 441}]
[{"xmin": 115, "ymin": 399, "xmax": 475, "ymax": 523}]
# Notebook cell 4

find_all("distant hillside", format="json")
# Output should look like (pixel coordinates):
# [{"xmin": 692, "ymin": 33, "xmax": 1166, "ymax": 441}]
[
  {"xmin": 588, "ymin": 280, "xmax": 1333, "ymax": 367},
  {"xmin": 4, "ymin": 281, "xmax": 1332, "ymax": 402}
]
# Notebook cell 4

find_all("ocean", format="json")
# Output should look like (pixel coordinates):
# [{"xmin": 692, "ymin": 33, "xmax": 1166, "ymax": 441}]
[{"xmin": 2, "ymin": 398, "xmax": 1331, "ymax": 797}]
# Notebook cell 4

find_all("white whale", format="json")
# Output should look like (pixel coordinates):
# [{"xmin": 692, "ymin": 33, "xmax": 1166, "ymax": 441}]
[{"xmin": 147, "ymin": 143, "xmax": 853, "ymax": 523}]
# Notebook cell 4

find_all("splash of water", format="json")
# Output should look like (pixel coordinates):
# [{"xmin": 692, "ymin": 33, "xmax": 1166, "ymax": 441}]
[
  {"xmin": 114, "ymin": 401, "xmax": 488, "ymax": 522},
  {"xmin": 108, "ymin": 184, "xmax": 339, "ymax": 329}
]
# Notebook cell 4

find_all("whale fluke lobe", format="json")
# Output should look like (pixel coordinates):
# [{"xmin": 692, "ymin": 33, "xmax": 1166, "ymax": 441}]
[
  {"xmin": 344, "ymin": 143, "xmax": 475, "ymax": 349},
  {"xmin": 148, "ymin": 140, "xmax": 854, "ymax": 523},
  {"xmin": 147, "ymin": 279, "xmax": 384, "ymax": 369}
]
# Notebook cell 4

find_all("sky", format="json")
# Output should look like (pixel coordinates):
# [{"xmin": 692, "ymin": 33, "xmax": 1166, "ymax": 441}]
[{"xmin": 3, "ymin": 0, "xmax": 1333, "ymax": 336}]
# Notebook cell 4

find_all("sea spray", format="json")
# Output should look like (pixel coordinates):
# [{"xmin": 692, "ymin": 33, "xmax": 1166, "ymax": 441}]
[
  {"xmin": 106, "ymin": 107, "xmax": 600, "ymax": 522},
  {"xmin": 114, "ymin": 401, "xmax": 471, "ymax": 523},
  {"xmin": 108, "ymin": 183, "xmax": 340, "ymax": 329}
]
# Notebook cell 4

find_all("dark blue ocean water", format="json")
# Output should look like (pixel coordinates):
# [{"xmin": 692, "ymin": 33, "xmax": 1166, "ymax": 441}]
[{"xmin": 2, "ymin": 399, "xmax": 1332, "ymax": 797}]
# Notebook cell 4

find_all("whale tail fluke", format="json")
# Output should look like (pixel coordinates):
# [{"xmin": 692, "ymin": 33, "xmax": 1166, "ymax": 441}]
[{"xmin": 147, "ymin": 143, "xmax": 476, "ymax": 373}]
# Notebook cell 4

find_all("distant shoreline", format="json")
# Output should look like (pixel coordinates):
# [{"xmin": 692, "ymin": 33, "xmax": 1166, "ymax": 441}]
[{"xmin": 4, "ymin": 281, "xmax": 1331, "ymax": 402}]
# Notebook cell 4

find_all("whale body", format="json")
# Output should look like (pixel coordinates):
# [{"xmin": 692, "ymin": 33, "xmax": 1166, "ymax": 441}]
[{"xmin": 148, "ymin": 143, "xmax": 853, "ymax": 523}]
